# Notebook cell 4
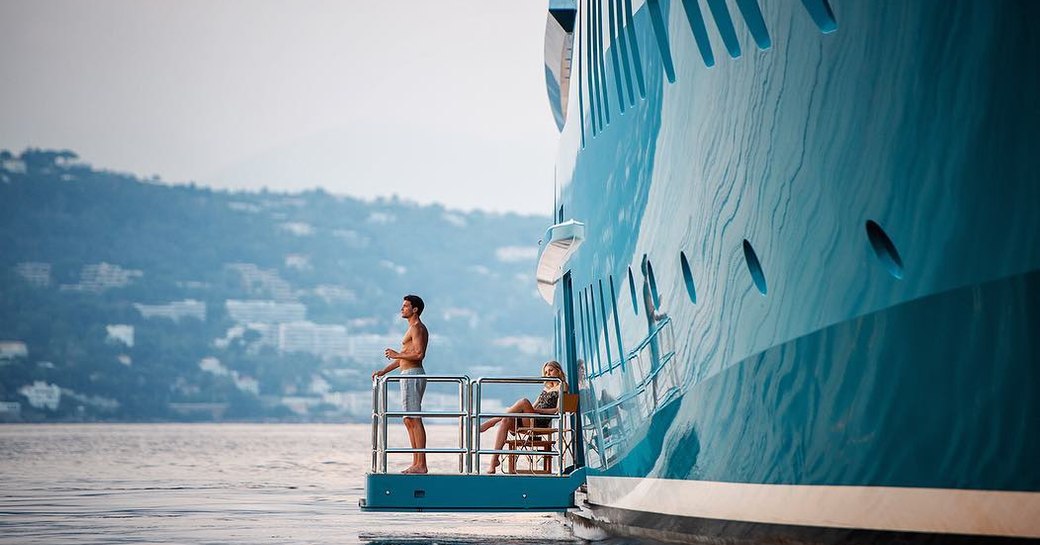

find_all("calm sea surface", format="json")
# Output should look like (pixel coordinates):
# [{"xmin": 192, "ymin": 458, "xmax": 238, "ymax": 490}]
[{"xmin": 0, "ymin": 424, "xmax": 583, "ymax": 544}]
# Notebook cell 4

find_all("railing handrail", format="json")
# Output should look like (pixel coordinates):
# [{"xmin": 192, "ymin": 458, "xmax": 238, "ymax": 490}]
[
  {"xmin": 384, "ymin": 447, "xmax": 469, "ymax": 453},
  {"xmin": 474, "ymin": 448, "xmax": 564, "ymax": 457},
  {"xmin": 380, "ymin": 374, "xmax": 476, "ymax": 381},
  {"xmin": 382, "ymin": 410, "xmax": 469, "ymax": 417},
  {"xmin": 473, "ymin": 376, "xmax": 566, "ymax": 384},
  {"xmin": 476, "ymin": 411, "xmax": 563, "ymax": 419}
]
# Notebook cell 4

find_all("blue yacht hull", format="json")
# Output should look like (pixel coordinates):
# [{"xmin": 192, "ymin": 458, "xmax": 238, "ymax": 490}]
[{"xmin": 544, "ymin": 0, "xmax": 1040, "ymax": 540}]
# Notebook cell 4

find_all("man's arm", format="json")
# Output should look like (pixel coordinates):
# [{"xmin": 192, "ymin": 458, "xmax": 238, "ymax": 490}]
[
  {"xmin": 384, "ymin": 325, "xmax": 428, "ymax": 362},
  {"xmin": 372, "ymin": 360, "xmax": 401, "ymax": 379}
]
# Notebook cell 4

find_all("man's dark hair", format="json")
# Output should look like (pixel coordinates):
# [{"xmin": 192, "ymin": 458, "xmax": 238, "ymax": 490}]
[{"xmin": 404, "ymin": 294, "xmax": 425, "ymax": 315}]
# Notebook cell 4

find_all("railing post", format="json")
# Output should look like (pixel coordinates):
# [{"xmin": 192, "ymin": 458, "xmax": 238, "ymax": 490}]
[
  {"xmin": 473, "ymin": 380, "xmax": 482, "ymax": 473},
  {"xmin": 557, "ymin": 395, "xmax": 565, "ymax": 476},
  {"xmin": 456, "ymin": 379, "xmax": 462, "ymax": 474},
  {"xmin": 457, "ymin": 377, "xmax": 470, "ymax": 474},
  {"xmin": 371, "ymin": 377, "xmax": 379, "ymax": 473},
  {"xmin": 380, "ymin": 376, "xmax": 389, "ymax": 473},
  {"xmin": 465, "ymin": 379, "xmax": 473, "ymax": 474},
  {"xmin": 592, "ymin": 379, "xmax": 607, "ymax": 467}
]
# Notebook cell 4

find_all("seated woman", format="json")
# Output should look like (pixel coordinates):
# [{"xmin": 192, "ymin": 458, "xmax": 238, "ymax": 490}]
[{"xmin": 480, "ymin": 360, "xmax": 567, "ymax": 474}]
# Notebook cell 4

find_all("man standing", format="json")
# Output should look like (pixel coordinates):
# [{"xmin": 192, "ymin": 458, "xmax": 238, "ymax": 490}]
[{"xmin": 372, "ymin": 295, "xmax": 429, "ymax": 474}]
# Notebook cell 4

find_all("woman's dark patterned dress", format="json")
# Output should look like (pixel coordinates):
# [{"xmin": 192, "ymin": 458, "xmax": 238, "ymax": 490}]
[{"xmin": 532, "ymin": 388, "xmax": 560, "ymax": 428}]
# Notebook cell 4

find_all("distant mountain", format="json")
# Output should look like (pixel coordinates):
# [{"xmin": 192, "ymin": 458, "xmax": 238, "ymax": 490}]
[{"xmin": 0, "ymin": 149, "xmax": 552, "ymax": 422}]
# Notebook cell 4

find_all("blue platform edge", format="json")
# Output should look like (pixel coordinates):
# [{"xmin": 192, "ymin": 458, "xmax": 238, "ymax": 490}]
[{"xmin": 360, "ymin": 468, "xmax": 586, "ymax": 512}]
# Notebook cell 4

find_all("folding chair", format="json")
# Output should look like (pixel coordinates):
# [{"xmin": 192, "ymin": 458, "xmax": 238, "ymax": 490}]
[{"xmin": 506, "ymin": 393, "xmax": 579, "ymax": 474}]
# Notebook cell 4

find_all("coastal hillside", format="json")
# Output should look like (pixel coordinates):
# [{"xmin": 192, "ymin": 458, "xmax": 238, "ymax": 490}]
[{"xmin": 0, "ymin": 149, "xmax": 552, "ymax": 421}]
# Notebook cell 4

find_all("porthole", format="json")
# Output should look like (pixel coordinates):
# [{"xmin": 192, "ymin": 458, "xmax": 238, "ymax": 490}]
[
  {"xmin": 597, "ymin": 279, "xmax": 613, "ymax": 370},
  {"xmin": 865, "ymin": 220, "xmax": 904, "ymax": 279},
  {"xmin": 742, "ymin": 239, "xmax": 767, "ymax": 296},
  {"xmin": 644, "ymin": 257, "xmax": 661, "ymax": 308},
  {"xmin": 801, "ymin": 0, "xmax": 838, "ymax": 33},
  {"xmin": 680, "ymin": 251, "xmax": 697, "ymax": 303},
  {"xmin": 607, "ymin": 275, "xmax": 625, "ymax": 365},
  {"xmin": 627, "ymin": 266, "xmax": 639, "ymax": 315},
  {"xmin": 645, "ymin": 0, "xmax": 676, "ymax": 82}
]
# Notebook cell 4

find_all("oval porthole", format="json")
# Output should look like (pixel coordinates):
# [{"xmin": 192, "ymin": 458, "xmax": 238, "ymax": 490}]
[
  {"xmin": 801, "ymin": 0, "xmax": 838, "ymax": 33},
  {"xmin": 627, "ymin": 266, "xmax": 639, "ymax": 315},
  {"xmin": 865, "ymin": 220, "xmax": 904, "ymax": 279},
  {"xmin": 742, "ymin": 239, "xmax": 768, "ymax": 296},
  {"xmin": 680, "ymin": 251, "xmax": 697, "ymax": 304},
  {"xmin": 645, "ymin": 258, "xmax": 661, "ymax": 308}
]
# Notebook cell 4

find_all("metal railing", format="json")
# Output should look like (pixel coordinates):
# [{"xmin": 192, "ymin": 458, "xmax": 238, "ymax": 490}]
[
  {"xmin": 372, "ymin": 374, "xmax": 470, "ymax": 474},
  {"xmin": 473, "ymin": 376, "xmax": 567, "ymax": 476},
  {"xmin": 370, "ymin": 375, "xmax": 572, "ymax": 477}
]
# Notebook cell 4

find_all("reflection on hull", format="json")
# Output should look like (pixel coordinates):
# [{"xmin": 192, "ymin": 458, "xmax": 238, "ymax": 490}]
[
  {"xmin": 545, "ymin": 0, "xmax": 1040, "ymax": 541},
  {"xmin": 584, "ymin": 270, "xmax": 1040, "ymax": 538}
]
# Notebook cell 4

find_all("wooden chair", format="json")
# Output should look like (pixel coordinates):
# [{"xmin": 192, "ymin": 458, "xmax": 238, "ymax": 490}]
[{"xmin": 506, "ymin": 393, "xmax": 579, "ymax": 474}]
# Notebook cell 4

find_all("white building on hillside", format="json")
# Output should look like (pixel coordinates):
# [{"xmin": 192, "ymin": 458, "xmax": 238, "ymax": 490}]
[
  {"xmin": 19, "ymin": 381, "xmax": 61, "ymax": 410},
  {"xmin": 61, "ymin": 262, "xmax": 142, "ymax": 292},
  {"xmin": 225, "ymin": 263, "xmax": 294, "ymax": 300},
  {"xmin": 105, "ymin": 325, "xmax": 134, "ymax": 347},
  {"xmin": 135, "ymin": 299, "xmax": 206, "ymax": 321},
  {"xmin": 320, "ymin": 391, "xmax": 372, "ymax": 415},
  {"xmin": 277, "ymin": 322, "xmax": 349, "ymax": 359},
  {"xmin": 312, "ymin": 285, "xmax": 356, "ymax": 303},
  {"xmin": 1, "ymin": 156, "xmax": 26, "ymax": 173},
  {"xmin": 284, "ymin": 254, "xmax": 311, "ymax": 271},
  {"xmin": 226, "ymin": 300, "xmax": 306, "ymax": 324},
  {"xmin": 14, "ymin": 262, "xmax": 51, "ymax": 287},
  {"xmin": 0, "ymin": 341, "xmax": 28, "ymax": 360},
  {"xmin": 347, "ymin": 334, "xmax": 401, "ymax": 362}
]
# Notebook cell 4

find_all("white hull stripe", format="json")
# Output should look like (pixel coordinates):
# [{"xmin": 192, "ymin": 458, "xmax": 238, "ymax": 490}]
[{"xmin": 587, "ymin": 476, "xmax": 1040, "ymax": 538}]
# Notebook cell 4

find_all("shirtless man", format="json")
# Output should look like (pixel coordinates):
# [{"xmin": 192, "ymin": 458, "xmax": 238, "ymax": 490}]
[{"xmin": 372, "ymin": 295, "xmax": 429, "ymax": 474}]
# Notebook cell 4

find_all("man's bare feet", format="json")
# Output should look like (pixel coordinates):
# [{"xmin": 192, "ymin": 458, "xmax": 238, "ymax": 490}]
[
  {"xmin": 410, "ymin": 466, "xmax": 428, "ymax": 474},
  {"xmin": 402, "ymin": 465, "xmax": 417, "ymax": 474}
]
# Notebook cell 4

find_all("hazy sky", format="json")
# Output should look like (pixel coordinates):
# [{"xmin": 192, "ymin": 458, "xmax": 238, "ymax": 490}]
[{"xmin": 0, "ymin": 1, "xmax": 561, "ymax": 214}]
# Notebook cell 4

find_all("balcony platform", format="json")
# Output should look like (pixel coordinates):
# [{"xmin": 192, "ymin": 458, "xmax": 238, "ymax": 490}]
[{"xmin": 361, "ymin": 468, "xmax": 586, "ymax": 512}]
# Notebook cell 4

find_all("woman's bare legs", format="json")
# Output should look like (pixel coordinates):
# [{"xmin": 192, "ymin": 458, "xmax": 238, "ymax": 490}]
[
  {"xmin": 486, "ymin": 397, "xmax": 538, "ymax": 473},
  {"xmin": 486, "ymin": 416, "xmax": 514, "ymax": 473},
  {"xmin": 481, "ymin": 397, "xmax": 535, "ymax": 432}
]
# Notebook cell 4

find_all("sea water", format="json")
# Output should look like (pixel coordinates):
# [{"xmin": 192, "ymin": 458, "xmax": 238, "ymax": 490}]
[{"xmin": 0, "ymin": 423, "xmax": 583, "ymax": 544}]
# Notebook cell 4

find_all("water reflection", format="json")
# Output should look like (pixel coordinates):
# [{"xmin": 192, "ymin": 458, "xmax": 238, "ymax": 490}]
[{"xmin": 0, "ymin": 424, "xmax": 578, "ymax": 545}]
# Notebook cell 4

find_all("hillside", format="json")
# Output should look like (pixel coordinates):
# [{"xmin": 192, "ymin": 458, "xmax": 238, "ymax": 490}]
[{"xmin": 0, "ymin": 149, "xmax": 552, "ymax": 421}]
